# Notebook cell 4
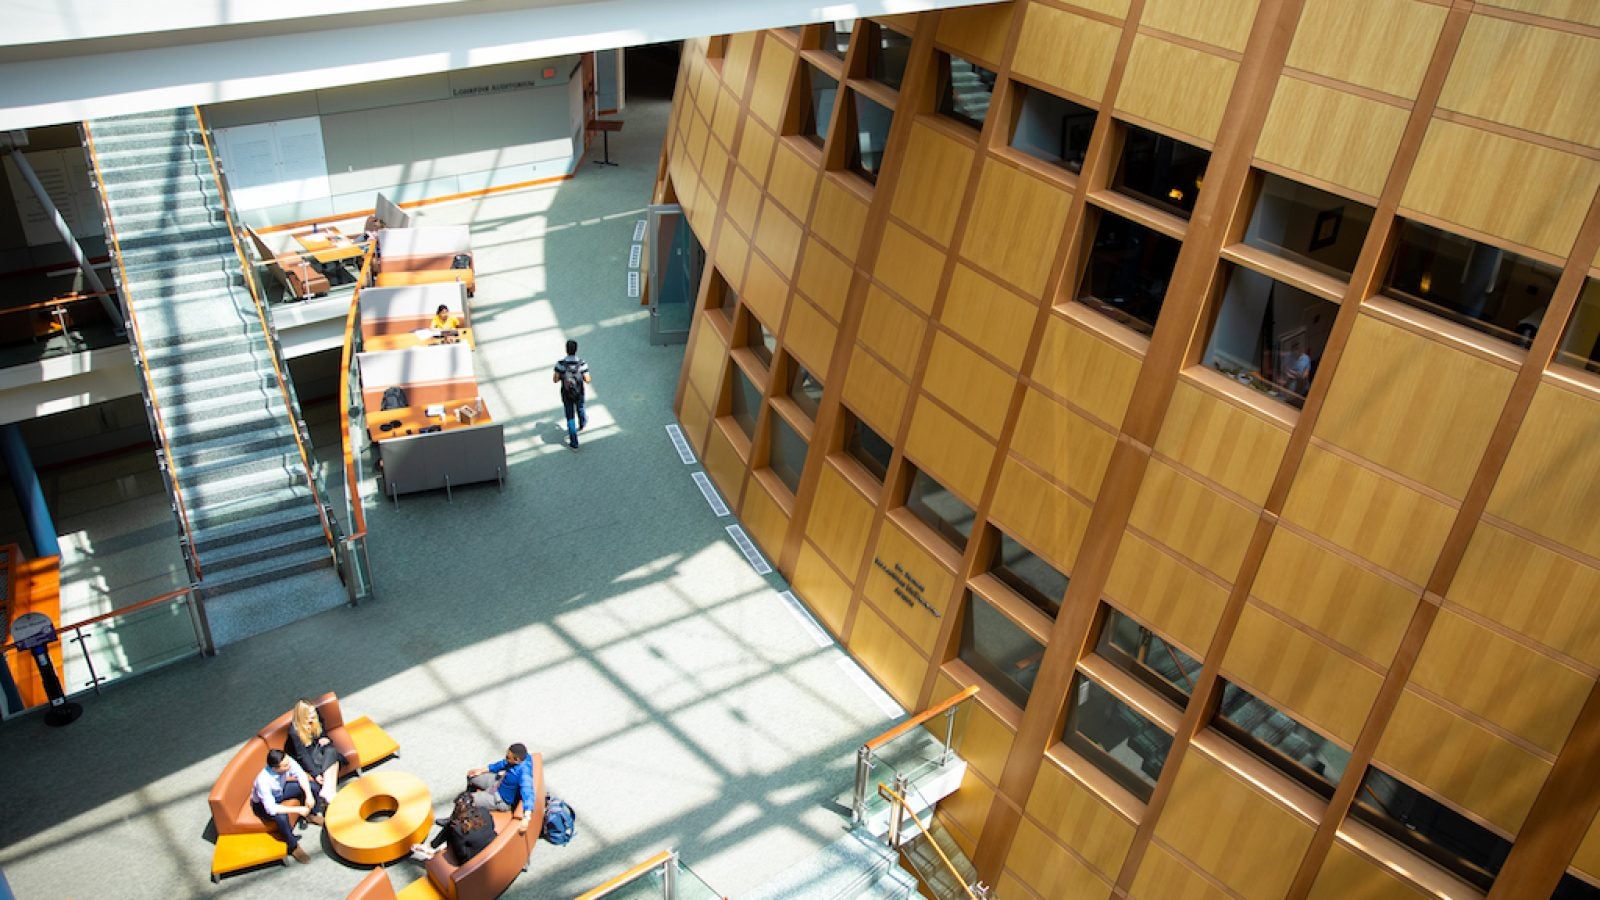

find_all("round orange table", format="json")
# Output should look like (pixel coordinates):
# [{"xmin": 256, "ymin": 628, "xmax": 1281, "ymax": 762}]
[{"xmin": 325, "ymin": 770, "xmax": 433, "ymax": 865}]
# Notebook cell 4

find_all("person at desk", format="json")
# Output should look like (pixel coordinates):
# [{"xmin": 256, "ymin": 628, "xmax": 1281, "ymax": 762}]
[{"xmin": 431, "ymin": 304, "xmax": 462, "ymax": 332}]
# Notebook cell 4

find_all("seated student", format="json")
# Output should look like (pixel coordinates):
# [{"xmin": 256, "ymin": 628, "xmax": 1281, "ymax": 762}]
[
  {"xmin": 412, "ymin": 792, "xmax": 496, "ymax": 863},
  {"xmin": 430, "ymin": 304, "xmax": 461, "ymax": 332},
  {"xmin": 465, "ymin": 742, "xmax": 536, "ymax": 834},
  {"xmin": 283, "ymin": 697, "xmax": 347, "ymax": 817},
  {"xmin": 252, "ymin": 749, "xmax": 318, "ymax": 864}
]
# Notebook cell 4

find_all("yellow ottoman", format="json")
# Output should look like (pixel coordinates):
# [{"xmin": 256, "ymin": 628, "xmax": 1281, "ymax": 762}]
[
  {"xmin": 211, "ymin": 831, "xmax": 287, "ymax": 882},
  {"xmin": 347, "ymin": 715, "xmax": 401, "ymax": 768},
  {"xmin": 396, "ymin": 875, "xmax": 449, "ymax": 899}
]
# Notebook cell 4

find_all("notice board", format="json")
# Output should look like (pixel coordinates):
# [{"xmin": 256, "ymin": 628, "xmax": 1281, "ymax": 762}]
[{"xmin": 215, "ymin": 117, "xmax": 331, "ymax": 212}]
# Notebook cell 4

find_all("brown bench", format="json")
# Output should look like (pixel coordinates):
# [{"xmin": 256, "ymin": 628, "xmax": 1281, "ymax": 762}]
[{"xmin": 423, "ymin": 753, "xmax": 545, "ymax": 900}]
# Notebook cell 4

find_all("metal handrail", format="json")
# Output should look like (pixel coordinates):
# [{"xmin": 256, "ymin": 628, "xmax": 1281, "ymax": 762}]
[
  {"xmin": 192, "ymin": 106, "xmax": 336, "ymax": 554},
  {"xmin": 575, "ymin": 849, "xmax": 679, "ymax": 900},
  {"xmin": 877, "ymin": 783, "xmax": 984, "ymax": 900},
  {"xmin": 338, "ymin": 244, "xmax": 378, "ymax": 542},
  {"xmin": 853, "ymin": 685, "xmax": 979, "ymax": 824},
  {"xmin": 80, "ymin": 119, "xmax": 203, "ymax": 581}
]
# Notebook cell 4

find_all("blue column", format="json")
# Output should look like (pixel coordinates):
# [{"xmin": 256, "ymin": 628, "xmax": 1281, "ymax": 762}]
[{"xmin": 0, "ymin": 424, "xmax": 58, "ymax": 558}]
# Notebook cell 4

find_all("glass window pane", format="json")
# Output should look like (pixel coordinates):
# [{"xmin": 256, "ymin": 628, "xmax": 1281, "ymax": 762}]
[
  {"xmin": 868, "ymin": 24, "xmax": 913, "ymax": 90},
  {"xmin": 991, "ymin": 533, "xmax": 1068, "ymax": 619},
  {"xmin": 769, "ymin": 412, "xmax": 808, "ymax": 495},
  {"xmin": 1352, "ymin": 767, "xmax": 1512, "ymax": 890},
  {"xmin": 845, "ymin": 412, "xmax": 893, "ymax": 482},
  {"xmin": 800, "ymin": 65, "xmax": 839, "ymax": 146},
  {"xmin": 1113, "ymin": 123, "xmax": 1211, "ymax": 219},
  {"xmin": 746, "ymin": 315, "xmax": 776, "ymax": 369},
  {"xmin": 905, "ymin": 469, "xmax": 975, "ymax": 550},
  {"xmin": 1076, "ymin": 212, "xmax": 1183, "ymax": 336},
  {"xmin": 819, "ymin": 19, "xmax": 854, "ymax": 59},
  {"xmin": 1215, "ymin": 681, "xmax": 1351, "ymax": 796},
  {"xmin": 960, "ymin": 592, "xmax": 1045, "ymax": 709},
  {"xmin": 938, "ymin": 52, "xmax": 995, "ymax": 131},
  {"xmin": 728, "ymin": 365, "xmax": 761, "ymax": 439},
  {"xmin": 1243, "ymin": 173, "xmax": 1372, "ymax": 279},
  {"xmin": 1383, "ymin": 219, "xmax": 1562, "ymax": 347},
  {"xmin": 1202, "ymin": 265, "xmax": 1336, "ymax": 409},
  {"xmin": 1062, "ymin": 674, "xmax": 1172, "ymax": 802},
  {"xmin": 787, "ymin": 364, "xmax": 823, "ymax": 420},
  {"xmin": 709, "ymin": 278, "xmax": 736, "ymax": 325},
  {"xmin": 849, "ymin": 91, "xmax": 895, "ymax": 183},
  {"xmin": 1095, "ymin": 608, "xmax": 1201, "ymax": 706},
  {"xmin": 1556, "ymin": 278, "xmax": 1600, "ymax": 374},
  {"xmin": 1009, "ymin": 84, "xmax": 1095, "ymax": 174}
]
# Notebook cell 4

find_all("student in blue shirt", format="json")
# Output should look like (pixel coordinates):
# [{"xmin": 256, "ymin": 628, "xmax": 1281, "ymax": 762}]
[{"xmin": 465, "ymin": 742, "xmax": 536, "ymax": 834}]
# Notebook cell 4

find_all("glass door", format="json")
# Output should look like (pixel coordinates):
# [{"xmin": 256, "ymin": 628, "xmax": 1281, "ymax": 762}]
[{"xmin": 646, "ymin": 204, "xmax": 702, "ymax": 345}]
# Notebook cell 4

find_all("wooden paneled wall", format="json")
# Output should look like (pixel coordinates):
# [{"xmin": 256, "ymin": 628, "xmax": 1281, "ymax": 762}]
[{"xmin": 660, "ymin": 5, "xmax": 1600, "ymax": 897}]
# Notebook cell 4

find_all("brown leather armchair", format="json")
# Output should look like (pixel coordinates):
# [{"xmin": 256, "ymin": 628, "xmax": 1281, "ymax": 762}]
[{"xmin": 423, "ymin": 753, "xmax": 545, "ymax": 900}]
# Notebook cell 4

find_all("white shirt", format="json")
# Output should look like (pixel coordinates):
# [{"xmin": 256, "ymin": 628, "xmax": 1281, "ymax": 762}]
[{"xmin": 251, "ymin": 759, "xmax": 310, "ymax": 816}]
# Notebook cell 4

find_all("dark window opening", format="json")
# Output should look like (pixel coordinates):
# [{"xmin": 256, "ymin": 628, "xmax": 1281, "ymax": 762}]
[
  {"xmin": 1095, "ymin": 607, "xmax": 1201, "ymax": 707},
  {"xmin": 848, "ymin": 91, "xmax": 895, "ymax": 184},
  {"xmin": 1202, "ymin": 265, "xmax": 1336, "ymax": 409},
  {"xmin": 768, "ymin": 412, "xmax": 809, "ymax": 495},
  {"xmin": 904, "ymin": 468, "xmax": 976, "ymax": 551},
  {"xmin": 1076, "ymin": 213, "xmax": 1183, "ymax": 336},
  {"xmin": 818, "ymin": 20, "xmax": 854, "ymax": 60},
  {"xmin": 1382, "ymin": 219, "xmax": 1561, "ymax": 348},
  {"xmin": 1214, "ymin": 681, "xmax": 1351, "ymax": 797},
  {"xmin": 1242, "ymin": 173, "xmax": 1372, "ymax": 280},
  {"xmin": 1009, "ymin": 84, "xmax": 1095, "ymax": 174},
  {"xmin": 744, "ymin": 314, "xmax": 777, "ymax": 370},
  {"xmin": 728, "ymin": 365, "xmax": 762, "ymax": 440},
  {"xmin": 1350, "ymin": 766, "xmax": 1512, "ymax": 891},
  {"xmin": 866, "ymin": 23, "xmax": 913, "ymax": 90},
  {"xmin": 843, "ymin": 411, "xmax": 893, "ymax": 483},
  {"xmin": 787, "ymin": 363, "xmax": 823, "ymax": 420},
  {"xmin": 991, "ymin": 533, "xmax": 1068, "ymax": 619},
  {"xmin": 1113, "ymin": 123, "xmax": 1210, "ymax": 219},
  {"xmin": 1555, "ymin": 278, "xmax": 1600, "ymax": 374},
  {"xmin": 937, "ymin": 51, "xmax": 996, "ymax": 131},
  {"xmin": 960, "ymin": 592, "xmax": 1045, "ymax": 710},
  {"xmin": 1062, "ymin": 674, "xmax": 1172, "ymax": 802},
  {"xmin": 798, "ymin": 65, "xmax": 840, "ymax": 147}
]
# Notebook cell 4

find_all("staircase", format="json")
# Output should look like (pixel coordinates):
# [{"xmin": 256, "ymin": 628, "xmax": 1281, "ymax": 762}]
[
  {"xmin": 947, "ymin": 58, "xmax": 995, "ymax": 125},
  {"xmin": 87, "ymin": 107, "xmax": 347, "ymax": 647},
  {"xmin": 901, "ymin": 814, "xmax": 983, "ymax": 899}
]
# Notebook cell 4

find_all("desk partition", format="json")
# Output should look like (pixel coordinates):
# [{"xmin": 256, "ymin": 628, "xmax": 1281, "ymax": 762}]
[{"xmin": 356, "ymin": 344, "xmax": 505, "ymax": 499}]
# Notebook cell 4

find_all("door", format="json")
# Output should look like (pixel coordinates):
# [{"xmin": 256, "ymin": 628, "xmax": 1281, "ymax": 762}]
[{"xmin": 646, "ymin": 204, "xmax": 702, "ymax": 345}]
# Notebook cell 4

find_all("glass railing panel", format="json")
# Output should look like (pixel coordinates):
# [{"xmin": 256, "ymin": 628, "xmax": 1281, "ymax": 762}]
[{"xmin": 577, "ymin": 851, "xmax": 721, "ymax": 900}]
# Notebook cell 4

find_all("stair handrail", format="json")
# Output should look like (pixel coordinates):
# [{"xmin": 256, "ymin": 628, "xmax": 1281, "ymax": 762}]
[
  {"xmin": 876, "ymin": 783, "xmax": 985, "ymax": 900},
  {"xmin": 80, "ymin": 119, "xmax": 204, "ymax": 582},
  {"xmin": 191, "ymin": 106, "xmax": 336, "ymax": 555},
  {"xmin": 575, "ymin": 849, "xmax": 679, "ymax": 900},
  {"xmin": 853, "ymin": 684, "xmax": 979, "ymax": 823},
  {"xmin": 337, "ymin": 244, "xmax": 377, "ymax": 543}
]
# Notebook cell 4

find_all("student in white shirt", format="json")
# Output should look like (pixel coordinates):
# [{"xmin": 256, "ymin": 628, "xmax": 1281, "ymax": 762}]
[{"xmin": 251, "ymin": 748, "xmax": 319, "ymax": 863}]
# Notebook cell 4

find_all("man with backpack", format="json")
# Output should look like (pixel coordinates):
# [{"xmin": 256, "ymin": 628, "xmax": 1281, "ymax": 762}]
[{"xmin": 552, "ymin": 339, "xmax": 591, "ymax": 451}]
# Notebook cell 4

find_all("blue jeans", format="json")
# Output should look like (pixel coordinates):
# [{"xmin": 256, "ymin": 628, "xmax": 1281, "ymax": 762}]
[
  {"xmin": 563, "ymin": 396, "xmax": 587, "ymax": 447},
  {"xmin": 253, "ymin": 781, "xmax": 308, "ymax": 851}
]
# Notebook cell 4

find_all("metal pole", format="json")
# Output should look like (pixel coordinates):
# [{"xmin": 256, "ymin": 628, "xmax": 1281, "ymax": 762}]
[
  {"xmin": 852, "ymin": 746, "xmax": 873, "ymax": 824},
  {"xmin": 5, "ymin": 145, "xmax": 123, "ymax": 334},
  {"xmin": 71, "ymin": 627, "xmax": 101, "ymax": 695},
  {"xmin": 941, "ymin": 705, "xmax": 958, "ymax": 767},
  {"xmin": 886, "ymin": 778, "xmax": 905, "ymax": 849},
  {"xmin": 663, "ymin": 849, "xmax": 679, "ymax": 900}
]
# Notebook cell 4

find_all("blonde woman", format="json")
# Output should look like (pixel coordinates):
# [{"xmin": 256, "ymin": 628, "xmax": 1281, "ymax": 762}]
[{"xmin": 284, "ymin": 698, "xmax": 346, "ymax": 817}]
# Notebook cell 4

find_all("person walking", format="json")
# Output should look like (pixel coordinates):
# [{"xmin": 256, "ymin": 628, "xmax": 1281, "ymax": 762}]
[{"xmin": 553, "ymin": 339, "xmax": 592, "ymax": 451}]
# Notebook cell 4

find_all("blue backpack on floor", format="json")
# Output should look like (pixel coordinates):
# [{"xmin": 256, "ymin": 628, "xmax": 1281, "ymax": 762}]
[{"xmin": 542, "ymin": 796, "xmax": 576, "ymax": 846}]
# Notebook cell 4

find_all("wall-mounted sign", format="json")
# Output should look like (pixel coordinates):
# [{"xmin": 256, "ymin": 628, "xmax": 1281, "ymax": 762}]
[{"xmin": 873, "ymin": 558, "xmax": 940, "ymax": 619}]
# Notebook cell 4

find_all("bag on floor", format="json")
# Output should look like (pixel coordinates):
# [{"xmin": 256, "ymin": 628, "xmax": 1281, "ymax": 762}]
[
  {"xmin": 380, "ymin": 385, "xmax": 408, "ymax": 410},
  {"xmin": 541, "ymin": 795, "xmax": 576, "ymax": 846}
]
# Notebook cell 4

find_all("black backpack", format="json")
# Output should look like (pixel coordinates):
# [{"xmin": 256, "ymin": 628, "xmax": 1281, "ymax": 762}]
[
  {"xmin": 560, "ymin": 361, "xmax": 584, "ymax": 402},
  {"xmin": 380, "ymin": 386, "xmax": 408, "ymax": 410}
]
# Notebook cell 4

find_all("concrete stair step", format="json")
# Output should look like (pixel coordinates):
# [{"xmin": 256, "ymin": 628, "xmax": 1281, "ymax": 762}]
[
  {"xmin": 143, "ymin": 330, "xmax": 264, "ymax": 365},
  {"xmin": 151, "ymin": 369, "xmax": 279, "ymax": 406},
  {"xmin": 115, "ymin": 206, "xmax": 229, "ymax": 237},
  {"xmin": 159, "ymin": 386, "xmax": 285, "ymax": 428},
  {"xmin": 174, "ymin": 445, "xmax": 301, "ymax": 485},
  {"xmin": 90, "ymin": 110, "xmax": 196, "ymax": 137},
  {"xmin": 89, "ymin": 129, "xmax": 204, "ymax": 154},
  {"xmin": 192, "ymin": 504, "xmax": 324, "ymax": 554},
  {"xmin": 177, "ymin": 455, "xmax": 308, "ymax": 507},
  {"xmin": 202, "ymin": 565, "xmax": 347, "ymax": 648},
  {"xmin": 199, "ymin": 523, "xmax": 329, "ymax": 575},
  {"xmin": 147, "ymin": 345, "xmax": 275, "ymax": 384},
  {"xmin": 93, "ymin": 142, "xmax": 210, "ymax": 169},
  {"xmin": 169, "ymin": 423, "xmax": 296, "ymax": 469},
  {"xmin": 117, "ymin": 264, "xmax": 243, "ymax": 296},
  {"xmin": 105, "ymin": 189, "xmax": 214, "ymax": 218},
  {"xmin": 118, "ymin": 253, "xmax": 238, "ymax": 284},
  {"xmin": 118, "ymin": 228, "xmax": 234, "ymax": 257},
  {"xmin": 184, "ymin": 484, "xmax": 317, "ymax": 532},
  {"xmin": 199, "ymin": 544, "xmax": 334, "ymax": 599},
  {"xmin": 101, "ymin": 170, "xmax": 216, "ymax": 200}
]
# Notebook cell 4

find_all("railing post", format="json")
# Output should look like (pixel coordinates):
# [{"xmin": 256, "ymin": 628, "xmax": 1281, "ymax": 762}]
[
  {"xmin": 887, "ymin": 775, "xmax": 908, "ymax": 848},
  {"xmin": 185, "ymin": 585, "xmax": 216, "ymax": 657},
  {"xmin": 663, "ymin": 849, "xmax": 679, "ymax": 900},
  {"xmin": 941, "ymin": 704, "xmax": 958, "ymax": 767},
  {"xmin": 852, "ymin": 745, "xmax": 873, "ymax": 824},
  {"xmin": 70, "ymin": 627, "xmax": 101, "ymax": 695}
]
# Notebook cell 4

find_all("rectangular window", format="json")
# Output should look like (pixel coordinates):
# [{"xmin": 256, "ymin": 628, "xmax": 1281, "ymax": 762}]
[
  {"xmin": 937, "ymin": 51, "xmax": 996, "ymax": 131},
  {"xmin": 708, "ymin": 272, "xmax": 736, "ymax": 325},
  {"xmin": 1383, "ymin": 219, "xmax": 1562, "ymax": 347},
  {"xmin": 960, "ymin": 592, "xmax": 1045, "ymax": 709},
  {"xmin": 1113, "ymin": 123, "xmax": 1210, "ymax": 219},
  {"xmin": 1077, "ymin": 212, "xmax": 1183, "ymax": 336},
  {"xmin": 905, "ymin": 468, "xmax": 975, "ymax": 551},
  {"xmin": 848, "ymin": 91, "xmax": 895, "ymax": 184},
  {"xmin": 787, "ymin": 363, "xmax": 823, "ymax": 420},
  {"xmin": 1095, "ymin": 607, "xmax": 1201, "ymax": 707},
  {"xmin": 768, "ymin": 412, "xmax": 809, "ymax": 495},
  {"xmin": 728, "ymin": 365, "xmax": 762, "ymax": 440},
  {"xmin": 1351, "ymin": 766, "xmax": 1512, "ymax": 890},
  {"xmin": 1009, "ymin": 84, "xmax": 1095, "ymax": 174},
  {"xmin": 843, "ymin": 411, "xmax": 893, "ymax": 482},
  {"xmin": 818, "ymin": 20, "xmax": 854, "ymax": 60},
  {"xmin": 1554, "ymin": 873, "xmax": 1600, "ymax": 899},
  {"xmin": 1214, "ymin": 680, "xmax": 1351, "ymax": 796},
  {"xmin": 1556, "ymin": 278, "xmax": 1600, "ymax": 374},
  {"xmin": 1062, "ymin": 674, "xmax": 1172, "ymax": 802},
  {"xmin": 799, "ymin": 65, "xmax": 840, "ymax": 146},
  {"xmin": 744, "ymin": 313, "xmax": 777, "ymax": 370},
  {"xmin": 1202, "ymin": 265, "xmax": 1336, "ymax": 409},
  {"xmin": 866, "ymin": 23, "xmax": 913, "ymax": 90},
  {"xmin": 1243, "ymin": 173, "xmax": 1372, "ymax": 280},
  {"xmin": 990, "ymin": 532, "xmax": 1068, "ymax": 619}
]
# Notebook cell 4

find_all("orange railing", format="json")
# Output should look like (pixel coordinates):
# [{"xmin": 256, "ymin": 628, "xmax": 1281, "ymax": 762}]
[
  {"xmin": 853, "ymin": 685, "xmax": 979, "ymax": 824},
  {"xmin": 338, "ymin": 243, "xmax": 378, "ymax": 543},
  {"xmin": 81, "ymin": 120, "xmax": 204, "ymax": 580},
  {"xmin": 877, "ymin": 784, "xmax": 985, "ymax": 899},
  {"xmin": 576, "ymin": 850, "xmax": 676, "ymax": 900},
  {"xmin": 192, "ymin": 106, "xmax": 336, "ymax": 554}
]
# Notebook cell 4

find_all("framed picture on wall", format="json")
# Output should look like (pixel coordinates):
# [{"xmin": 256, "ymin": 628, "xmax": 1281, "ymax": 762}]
[{"xmin": 1309, "ymin": 207, "xmax": 1343, "ymax": 252}]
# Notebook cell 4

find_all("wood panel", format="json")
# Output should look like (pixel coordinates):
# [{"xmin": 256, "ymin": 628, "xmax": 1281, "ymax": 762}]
[
  {"xmin": 889, "ymin": 121, "xmax": 978, "ymax": 246},
  {"xmin": 857, "ymin": 285, "xmax": 928, "ymax": 377},
  {"xmin": 842, "ymin": 348, "xmax": 910, "ymax": 438},
  {"xmin": 1156, "ymin": 379, "xmax": 1291, "ymax": 507},
  {"xmin": 1026, "ymin": 760, "xmax": 1137, "ymax": 880},
  {"xmin": 1487, "ymin": 381, "xmax": 1600, "ymax": 559},
  {"xmin": 940, "ymin": 264, "xmax": 1038, "ymax": 372},
  {"xmin": 724, "ymin": 168, "xmax": 763, "ymax": 239},
  {"xmin": 1401, "ymin": 119, "xmax": 1600, "ymax": 258},
  {"xmin": 1316, "ymin": 313, "xmax": 1516, "ymax": 500},
  {"xmin": 713, "ymin": 226, "xmax": 750, "ymax": 295},
  {"xmin": 863, "ymin": 520, "xmax": 957, "ymax": 654},
  {"xmin": 990, "ymin": 458, "xmax": 1095, "ymax": 576},
  {"xmin": 1439, "ymin": 15, "xmax": 1600, "ymax": 150},
  {"xmin": 960, "ymin": 158, "xmax": 1074, "ymax": 298},
  {"xmin": 703, "ymin": 421, "xmax": 748, "ymax": 504},
  {"xmin": 1255, "ymin": 76, "xmax": 1410, "ymax": 199},
  {"xmin": 1222, "ymin": 602, "xmax": 1385, "ymax": 745},
  {"xmin": 782, "ymin": 297, "xmax": 838, "ymax": 379},
  {"xmin": 741, "ymin": 252, "xmax": 789, "ymax": 333},
  {"xmin": 1575, "ymin": 814, "xmax": 1600, "ymax": 877},
  {"xmin": 947, "ymin": 694, "xmax": 1018, "ymax": 786},
  {"xmin": 1374, "ymin": 689, "xmax": 1553, "ymax": 834},
  {"xmin": 722, "ymin": 32, "xmax": 758, "ymax": 94},
  {"xmin": 933, "ymin": 4, "xmax": 1014, "ymax": 67},
  {"xmin": 742, "ymin": 473, "xmax": 791, "ymax": 559},
  {"xmin": 712, "ymin": 86, "xmax": 741, "ymax": 150},
  {"xmin": 1011, "ymin": 4, "xmax": 1123, "ymax": 104},
  {"xmin": 1280, "ymin": 445, "xmax": 1457, "ymax": 585},
  {"xmin": 921, "ymin": 332, "xmax": 1015, "ymax": 439},
  {"xmin": 1005, "ymin": 816, "xmax": 1114, "ymax": 898},
  {"xmin": 701, "ymin": 141, "xmax": 730, "ymax": 205},
  {"xmin": 1103, "ymin": 532, "xmax": 1231, "ymax": 659},
  {"xmin": 943, "ymin": 766, "xmax": 1000, "ymax": 846},
  {"xmin": 1286, "ymin": 0, "xmax": 1446, "ymax": 99},
  {"xmin": 1115, "ymin": 35, "xmax": 1239, "ymax": 144},
  {"xmin": 1253, "ymin": 527, "xmax": 1422, "ymax": 667},
  {"xmin": 847, "ymin": 602, "xmax": 929, "ymax": 708},
  {"xmin": 1140, "ymin": 0, "xmax": 1261, "ymax": 53},
  {"xmin": 806, "ymin": 461, "xmax": 877, "ymax": 576},
  {"xmin": 793, "ymin": 540, "xmax": 853, "ymax": 635},
  {"xmin": 1306, "ymin": 840, "xmax": 1433, "ymax": 900},
  {"xmin": 737, "ymin": 120, "xmax": 776, "ymax": 185},
  {"xmin": 1477, "ymin": 0, "xmax": 1600, "ymax": 26},
  {"xmin": 753, "ymin": 199, "xmax": 803, "ymax": 275},
  {"xmin": 678, "ymin": 384, "xmax": 713, "ymax": 459},
  {"xmin": 1032, "ymin": 314, "xmax": 1142, "ymax": 429},
  {"xmin": 1448, "ymin": 522, "xmax": 1600, "ymax": 669},
  {"xmin": 874, "ymin": 221, "xmax": 946, "ymax": 314},
  {"xmin": 794, "ymin": 237, "xmax": 851, "ymax": 320},
  {"xmin": 767, "ymin": 140, "xmax": 820, "ymax": 219},
  {"xmin": 812, "ymin": 177, "xmax": 869, "ymax": 260},
  {"xmin": 1010, "ymin": 388, "xmax": 1117, "ymax": 502},
  {"xmin": 1129, "ymin": 843, "xmax": 1236, "ymax": 900},
  {"xmin": 1409, "ymin": 608, "xmax": 1592, "ymax": 755},
  {"xmin": 749, "ymin": 39, "xmax": 795, "ymax": 129},
  {"xmin": 686, "ymin": 314, "xmax": 729, "ymax": 406},
  {"xmin": 905, "ymin": 396, "xmax": 996, "ymax": 504},
  {"xmin": 1152, "ymin": 748, "xmax": 1317, "ymax": 899},
  {"xmin": 1128, "ymin": 461, "xmax": 1257, "ymax": 582}
]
